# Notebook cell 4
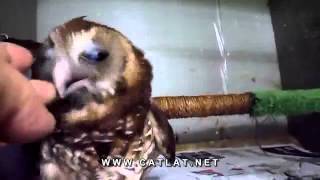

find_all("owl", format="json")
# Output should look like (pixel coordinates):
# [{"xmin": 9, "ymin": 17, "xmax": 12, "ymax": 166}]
[{"xmin": 30, "ymin": 17, "xmax": 175, "ymax": 180}]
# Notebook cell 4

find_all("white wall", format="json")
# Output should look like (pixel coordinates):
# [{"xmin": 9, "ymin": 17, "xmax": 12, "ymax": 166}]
[{"xmin": 37, "ymin": 0, "xmax": 286, "ymax": 144}]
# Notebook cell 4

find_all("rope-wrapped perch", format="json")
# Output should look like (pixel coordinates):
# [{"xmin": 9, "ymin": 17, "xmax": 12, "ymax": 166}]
[
  {"xmin": 152, "ymin": 93, "xmax": 254, "ymax": 119},
  {"xmin": 153, "ymin": 89, "xmax": 320, "ymax": 119}
]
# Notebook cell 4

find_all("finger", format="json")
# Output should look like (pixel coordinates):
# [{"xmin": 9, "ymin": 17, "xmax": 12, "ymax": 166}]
[
  {"xmin": 0, "ymin": 42, "xmax": 33, "ymax": 72},
  {"xmin": 0, "ymin": 62, "xmax": 55, "ymax": 143},
  {"xmin": 30, "ymin": 80, "xmax": 56, "ymax": 104},
  {"xmin": 4, "ymin": 94, "xmax": 56, "ymax": 143}
]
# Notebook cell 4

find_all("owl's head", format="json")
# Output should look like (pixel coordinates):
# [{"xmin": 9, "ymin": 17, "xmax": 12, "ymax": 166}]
[{"xmin": 33, "ymin": 17, "xmax": 152, "ymax": 127}]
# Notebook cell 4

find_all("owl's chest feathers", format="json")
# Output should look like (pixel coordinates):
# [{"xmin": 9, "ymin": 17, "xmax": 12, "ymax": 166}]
[{"xmin": 41, "ymin": 104, "xmax": 158, "ymax": 177}]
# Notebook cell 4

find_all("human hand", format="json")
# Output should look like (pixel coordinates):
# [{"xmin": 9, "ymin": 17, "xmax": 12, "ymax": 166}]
[{"xmin": 0, "ymin": 43, "xmax": 56, "ymax": 144}]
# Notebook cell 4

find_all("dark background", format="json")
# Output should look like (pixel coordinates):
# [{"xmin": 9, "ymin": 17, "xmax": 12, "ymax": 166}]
[
  {"xmin": 0, "ymin": 0, "xmax": 37, "ymax": 40},
  {"xmin": 269, "ymin": 0, "xmax": 320, "ymax": 152}
]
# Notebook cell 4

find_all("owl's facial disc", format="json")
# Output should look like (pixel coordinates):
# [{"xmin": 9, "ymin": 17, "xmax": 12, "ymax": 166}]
[
  {"xmin": 52, "ymin": 40, "xmax": 110, "ymax": 98},
  {"xmin": 49, "ymin": 26, "xmax": 127, "ymax": 100}
]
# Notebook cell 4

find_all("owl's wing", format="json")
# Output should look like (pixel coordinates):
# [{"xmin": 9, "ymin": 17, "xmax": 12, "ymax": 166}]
[{"xmin": 149, "ymin": 103, "xmax": 176, "ymax": 163}]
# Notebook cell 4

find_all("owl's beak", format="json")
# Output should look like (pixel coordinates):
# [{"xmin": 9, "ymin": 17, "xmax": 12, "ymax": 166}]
[
  {"xmin": 53, "ymin": 60, "xmax": 73, "ymax": 98},
  {"xmin": 52, "ymin": 60, "xmax": 90, "ymax": 98}
]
